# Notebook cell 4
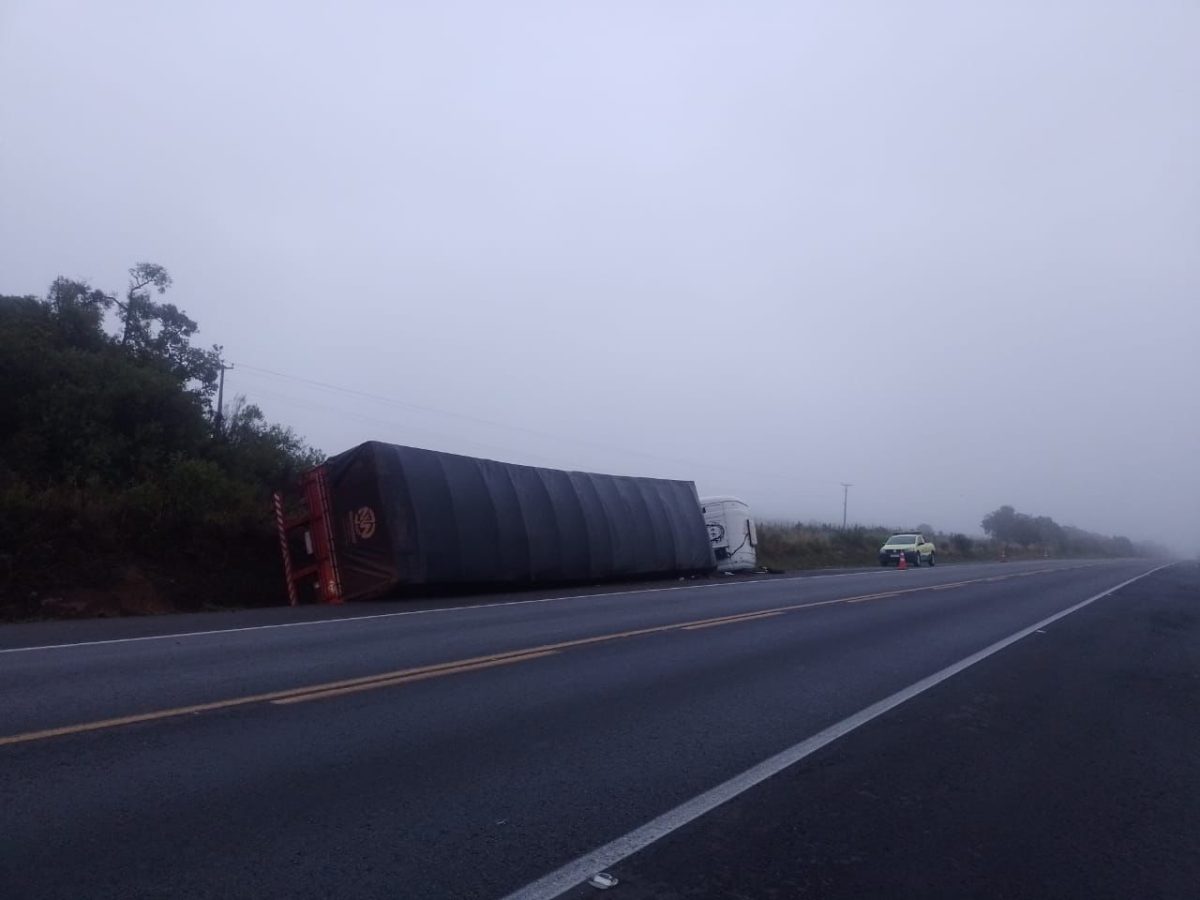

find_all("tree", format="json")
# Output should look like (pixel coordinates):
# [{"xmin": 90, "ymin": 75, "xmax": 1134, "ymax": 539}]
[
  {"xmin": 47, "ymin": 277, "xmax": 113, "ymax": 349},
  {"xmin": 115, "ymin": 262, "xmax": 172, "ymax": 347},
  {"xmin": 1031, "ymin": 515, "xmax": 1065, "ymax": 551},
  {"xmin": 110, "ymin": 263, "xmax": 221, "ymax": 400},
  {"xmin": 979, "ymin": 504, "xmax": 1155, "ymax": 560},
  {"xmin": 982, "ymin": 505, "xmax": 1018, "ymax": 542},
  {"xmin": 1, "ymin": 288, "xmax": 212, "ymax": 486},
  {"xmin": 2, "ymin": 267, "xmax": 322, "ymax": 617},
  {"xmin": 219, "ymin": 395, "xmax": 324, "ymax": 483},
  {"xmin": 1111, "ymin": 536, "xmax": 1135, "ymax": 557}
]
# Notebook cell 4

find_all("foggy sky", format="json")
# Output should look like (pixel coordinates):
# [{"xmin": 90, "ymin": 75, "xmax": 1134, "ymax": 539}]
[{"xmin": 2, "ymin": 1, "xmax": 1198, "ymax": 551}]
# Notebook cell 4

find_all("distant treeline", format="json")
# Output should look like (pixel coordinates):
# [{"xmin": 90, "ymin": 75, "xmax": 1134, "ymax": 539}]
[
  {"xmin": 756, "ymin": 509, "xmax": 1170, "ymax": 572},
  {"xmin": 0, "ymin": 265, "xmax": 320, "ymax": 619},
  {"xmin": 980, "ymin": 505, "xmax": 1169, "ymax": 559}
]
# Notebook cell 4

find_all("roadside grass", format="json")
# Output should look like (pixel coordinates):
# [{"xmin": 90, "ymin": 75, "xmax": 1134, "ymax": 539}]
[{"xmin": 755, "ymin": 522, "xmax": 1053, "ymax": 571}]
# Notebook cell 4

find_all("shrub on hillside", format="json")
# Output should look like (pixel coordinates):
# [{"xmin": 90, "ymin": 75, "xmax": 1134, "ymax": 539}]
[{"xmin": 0, "ymin": 267, "xmax": 319, "ymax": 618}]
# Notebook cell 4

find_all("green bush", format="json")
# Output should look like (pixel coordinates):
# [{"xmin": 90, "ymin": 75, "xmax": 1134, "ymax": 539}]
[{"xmin": 0, "ymin": 268, "xmax": 319, "ymax": 618}]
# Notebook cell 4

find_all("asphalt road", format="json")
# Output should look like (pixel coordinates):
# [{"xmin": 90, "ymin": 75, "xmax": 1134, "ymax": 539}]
[
  {"xmin": 556, "ymin": 560, "xmax": 1200, "ymax": 900},
  {"xmin": 1, "ymin": 558, "xmax": 1193, "ymax": 899}
]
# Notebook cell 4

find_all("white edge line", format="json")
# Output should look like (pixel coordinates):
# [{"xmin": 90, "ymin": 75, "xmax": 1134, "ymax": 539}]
[
  {"xmin": 0, "ymin": 573, "xmax": 861, "ymax": 654},
  {"xmin": 499, "ymin": 562, "xmax": 1173, "ymax": 900},
  {"xmin": 0, "ymin": 559, "xmax": 1103, "ymax": 655}
]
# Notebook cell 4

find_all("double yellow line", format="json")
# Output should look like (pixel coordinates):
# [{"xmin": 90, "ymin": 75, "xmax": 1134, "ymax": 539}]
[
  {"xmin": 0, "ymin": 649, "xmax": 563, "ymax": 747},
  {"xmin": 0, "ymin": 566, "xmax": 1054, "ymax": 748}
]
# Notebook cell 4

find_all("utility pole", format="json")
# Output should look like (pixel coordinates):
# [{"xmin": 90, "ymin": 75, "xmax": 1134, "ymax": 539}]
[
  {"xmin": 214, "ymin": 352, "xmax": 233, "ymax": 433},
  {"xmin": 840, "ymin": 482, "xmax": 853, "ymax": 529}
]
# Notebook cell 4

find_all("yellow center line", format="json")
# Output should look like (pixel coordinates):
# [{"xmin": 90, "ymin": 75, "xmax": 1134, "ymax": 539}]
[
  {"xmin": 0, "ymin": 566, "xmax": 1053, "ymax": 747},
  {"xmin": 271, "ymin": 651, "xmax": 561, "ymax": 704},
  {"xmin": 845, "ymin": 591, "xmax": 899, "ymax": 604},
  {"xmin": 681, "ymin": 611, "xmax": 785, "ymax": 631}
]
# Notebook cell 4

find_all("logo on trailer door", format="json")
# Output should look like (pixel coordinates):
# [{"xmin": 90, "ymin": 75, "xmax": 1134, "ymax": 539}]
[
  {"xmin": 707, "ymin": 522, "xmax": 725, "ymax": 544},
  {"xmin": 353, "ymin": 506, "xmax": 377, "ymax": 540}
]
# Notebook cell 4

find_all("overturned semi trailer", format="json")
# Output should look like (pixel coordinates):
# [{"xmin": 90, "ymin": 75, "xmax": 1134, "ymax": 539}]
[{"xmin": 276, "ymin": 441, "xmax": 717, "ymax": 604}]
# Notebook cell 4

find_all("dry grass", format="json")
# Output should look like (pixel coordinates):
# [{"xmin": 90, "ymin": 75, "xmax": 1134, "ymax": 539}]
[{"xmin": 755, "ymin": 521, "xmax": 1048, "ymax": 571}]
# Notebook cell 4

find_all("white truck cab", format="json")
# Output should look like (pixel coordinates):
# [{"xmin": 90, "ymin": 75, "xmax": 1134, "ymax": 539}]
[{"xmin": 700, "ymin": 496, "xmax": 758, "ymax": 572}]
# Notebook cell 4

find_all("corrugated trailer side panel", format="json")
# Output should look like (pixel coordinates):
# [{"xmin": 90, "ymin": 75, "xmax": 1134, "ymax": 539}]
[
  {"xmin": 566, "ymin": 471, "xmax": 614, "ymax": 580},
  {"xmin": 506, "ymin": 461, "xmax": 564, "ymax": 581},
  {"xmin": 588, "ymin": 473, "xmax": 636, "ymax": 576},
  {"xmin": 438, "ymin": 451, "xmax": 502, "ymax": 582}
]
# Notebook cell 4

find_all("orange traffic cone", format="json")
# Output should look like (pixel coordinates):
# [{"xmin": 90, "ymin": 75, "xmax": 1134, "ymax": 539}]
[{"xmin": 898, "ymin": 552, "xmax": 908, "ymax": 571}]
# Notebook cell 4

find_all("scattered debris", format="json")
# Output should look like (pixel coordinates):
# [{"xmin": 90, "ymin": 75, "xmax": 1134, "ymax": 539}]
[{"xmin": 588, "ymin": 872, "xmax": 619, "ymax": 890}]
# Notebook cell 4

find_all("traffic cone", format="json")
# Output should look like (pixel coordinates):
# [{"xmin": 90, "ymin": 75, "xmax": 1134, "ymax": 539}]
[{"xmin": 898, "ymin": 552, "xmax": 907, "ymax": 571}]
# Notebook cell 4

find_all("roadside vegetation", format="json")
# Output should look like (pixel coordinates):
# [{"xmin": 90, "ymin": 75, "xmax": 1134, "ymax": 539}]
[
  {"xmin": 756, "ymin": 510, "xmax": 1170, "ymax": 572},
  {"xmin": 0, "ymin": 266, "xmax": 320, "ymax": 620},
  {"xmin": 0, "ymin": 267, "xmax": 1172, "ymax": 619}
]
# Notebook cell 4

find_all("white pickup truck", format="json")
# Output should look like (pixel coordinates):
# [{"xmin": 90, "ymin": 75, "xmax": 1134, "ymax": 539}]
[{"xmin": 878, "ymin": 533, "xmax": 936, "ymax": 567}]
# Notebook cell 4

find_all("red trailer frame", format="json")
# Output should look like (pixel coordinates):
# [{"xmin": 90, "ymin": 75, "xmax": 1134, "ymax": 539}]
[{"xmin": 273, "ymin": 465, "xmax": 344, "ymax": 605}]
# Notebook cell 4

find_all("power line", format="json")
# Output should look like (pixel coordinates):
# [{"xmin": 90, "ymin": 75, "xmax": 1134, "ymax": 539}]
[
  {"xmin": 231, "ymin": 362, "xmax": 838, "ymax": 496},
  {"xmin": 236, "ymin": 383, "xmax": 568, "ymax": 468},
  {"xmin": 235, "ymin": 363, "xmax": 709, "ymax": 467}
]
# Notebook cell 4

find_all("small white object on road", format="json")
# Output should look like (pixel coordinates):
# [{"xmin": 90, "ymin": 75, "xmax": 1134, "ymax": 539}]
[{"xmin": 588, "ymin": 873, "xmax": 619, "ymax": 890}]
